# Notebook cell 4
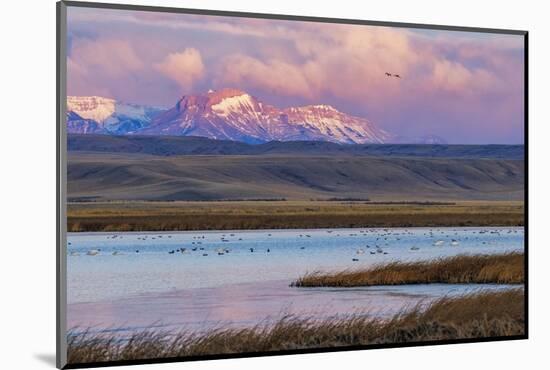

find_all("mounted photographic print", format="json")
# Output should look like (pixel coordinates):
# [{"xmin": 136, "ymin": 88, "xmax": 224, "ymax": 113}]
[{"xmin": 56, "ymin": 1, "xmax": 528, "ymax": 368}]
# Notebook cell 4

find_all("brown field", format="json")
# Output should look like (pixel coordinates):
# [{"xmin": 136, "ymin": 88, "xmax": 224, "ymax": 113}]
[
  {"xmin": 291, "ymin": 252, "xmax": 524, "ymax": 287},
  {"xmin": 67, "ymin": 289, "xmax": 524, "ymax": 364},
  {"xmin": 67, "ymin": 200, "xmax": 524, "ymax": 232}
]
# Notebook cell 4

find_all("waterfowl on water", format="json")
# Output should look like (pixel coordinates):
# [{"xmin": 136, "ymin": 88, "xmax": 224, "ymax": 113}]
[
  {"xmin": 352, "ymin": 258, "xmax": 359, "ymax": 262},
  {"xmin": 86, "ymin": 249, "xmax": 99, "ymax": 256}
]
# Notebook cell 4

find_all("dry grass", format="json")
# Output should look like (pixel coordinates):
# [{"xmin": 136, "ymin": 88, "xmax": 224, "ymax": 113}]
[
  {"xmin": 67, "ymin": 289, "xmax": 524, "ymax": 365},
  {"xmin": 291, "ymin": 252, "xmax": 524, "ymax": 287},
  {"xmin": 67, "ymin": 200, "xmax": 524, "ymax": 231}
]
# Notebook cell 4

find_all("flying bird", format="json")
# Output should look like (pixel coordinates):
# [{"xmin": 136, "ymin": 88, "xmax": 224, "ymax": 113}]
[
  {"xmin": 393, "ymin": 74, "xmax": 401, "ymax": 78},
  {"xmin": 385, "ymin": 72, "xmax": 392, "ymax": 77}
]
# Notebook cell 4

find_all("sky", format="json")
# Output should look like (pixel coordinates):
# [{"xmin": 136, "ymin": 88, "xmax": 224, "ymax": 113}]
[{"xmin": 66, "ymin": 6, "xmax": 525, "ymax": 144}]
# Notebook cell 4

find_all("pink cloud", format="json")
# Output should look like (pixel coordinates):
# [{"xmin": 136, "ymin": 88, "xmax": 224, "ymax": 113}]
[
  {"xmin": 217, "ymin": 54, "xmax": 315, "ymax": 98},
  {"xmin": 69, "ymin": 38, "xmax": 143, "ymax": 77},
  {"xmin": 215, "ymin": 26, "xmax": 421, "ymax": 104},
  {"xmin": 154, "ymin": 48, "xmax": 205, "ymax": 90},
  {"xmin": 215, "ymin": 23, "xmax": 519, "ymax": 110},
  {"xmin": 428, "ymin": 59, "xmax": 496, "ymax": 95}
]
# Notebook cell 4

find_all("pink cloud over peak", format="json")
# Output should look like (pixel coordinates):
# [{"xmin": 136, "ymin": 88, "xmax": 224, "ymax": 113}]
[
  {"xmin": 66, "ymin": 6, "xmax": 525, "ymax": 144},
  {"xmin": 155, "ymin": 48, "xmax": 205, "ymax": 90}
]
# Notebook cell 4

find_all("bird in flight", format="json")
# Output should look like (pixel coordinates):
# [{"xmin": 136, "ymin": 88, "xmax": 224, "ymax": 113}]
[{"xmin": 385, "ymin": 72, "xmax": 402, "ymax": 78}]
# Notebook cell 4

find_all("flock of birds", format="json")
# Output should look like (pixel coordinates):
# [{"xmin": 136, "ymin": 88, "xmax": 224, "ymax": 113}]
[{"xmin": 67, "ymin": 228, "xmax": 521, "ymax": 261}]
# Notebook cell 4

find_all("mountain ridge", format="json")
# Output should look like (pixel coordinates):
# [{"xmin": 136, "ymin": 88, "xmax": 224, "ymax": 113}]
[
  {"xmin": 67, "ymin": 88, "xmax": 393, "ymax": 144},
  {"xmin": 67, "ymin": 96, "xmax": 165, "ymax": 135}
]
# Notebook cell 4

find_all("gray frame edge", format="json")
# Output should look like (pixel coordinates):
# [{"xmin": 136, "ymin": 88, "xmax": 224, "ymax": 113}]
[
  {"xmin": 57, "ymin": 1, "xmax": 68, "ymax": 368},
  {"xmin": 61, "ymin": 0, "xmax": 527, "ymax": 35}
]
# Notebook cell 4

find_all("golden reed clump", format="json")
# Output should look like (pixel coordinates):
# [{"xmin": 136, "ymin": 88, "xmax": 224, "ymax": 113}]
[{"xmin": 291, "ymin": 252, "xmax": 524, "ymax": 287}]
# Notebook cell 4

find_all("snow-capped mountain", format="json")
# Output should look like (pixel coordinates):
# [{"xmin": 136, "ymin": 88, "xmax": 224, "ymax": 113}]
[
  {"xmin": 283, "ymin": 104, "xmax": 390, "ymax": 144},
  {"xmin": 139, "ymin": 88, "xmax": 390, "ymax": 144},
  {"xmin": 66, "ymin": 96, "xmax": 164, "ymax": 135},
  {"xmin": 66, "ymin": 89, "xmax": 392, "ymax": 144}
]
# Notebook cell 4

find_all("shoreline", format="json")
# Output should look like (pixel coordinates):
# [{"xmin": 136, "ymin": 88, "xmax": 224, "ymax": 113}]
[
  {"xmin": 67, "ymin": 225, "xmax": 524, "ymax": 236},
  {"xmin": 67, "ymin": 289, "xmax": 525, "ymax": 365},
  {"xmin": 67, "ymin": 200, "xmax": 524, "ymax": 232}
]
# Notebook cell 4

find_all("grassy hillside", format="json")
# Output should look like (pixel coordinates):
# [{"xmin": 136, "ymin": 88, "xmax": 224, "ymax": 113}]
[{"xmin": 67, "ymin": 152, "xmax": 524, "ymax": 202}]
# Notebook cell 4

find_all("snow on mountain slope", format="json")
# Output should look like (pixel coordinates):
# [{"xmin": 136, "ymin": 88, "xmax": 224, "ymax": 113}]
[
  {"xmin": 284, "ymin": 105, "xmax": 391, "ymax": 144},
  {"xmin": 67, "ymin": 89, "xmax": 395, "ymax": 144},
  {"xmin": 66, "ymin": 96, "xmax": 164, "ymax": 134},
  {"xmin": 140, "ymin": 88, "xmax": 390, "ymax": 144},
  {"xmin": 67, "ymin": 96, "xmax": 116, "ymax": 122},
  {"xmin": 66, "ymin": 111, "xmax": 103, "ymax": 134}
]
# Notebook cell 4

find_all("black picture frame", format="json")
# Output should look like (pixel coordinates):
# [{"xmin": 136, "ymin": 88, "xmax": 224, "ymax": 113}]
[{"xmin": 56, "ymin": 1, "xmax": 528, "ymax": 368}]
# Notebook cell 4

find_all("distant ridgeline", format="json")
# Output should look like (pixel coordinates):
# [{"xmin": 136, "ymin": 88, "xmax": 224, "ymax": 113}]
[{"xmin": 67, "ymin": 134, "xmax": 524, "ymax": 160}]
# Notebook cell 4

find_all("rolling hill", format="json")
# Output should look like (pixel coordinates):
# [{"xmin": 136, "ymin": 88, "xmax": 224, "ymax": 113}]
[
  {"xmin": 67, "ymin": 134, "xmax": 524, "ymax": 160},
  {"xmin": 67, "ymin": 151, "xmax": 524, "ymax": 202}
]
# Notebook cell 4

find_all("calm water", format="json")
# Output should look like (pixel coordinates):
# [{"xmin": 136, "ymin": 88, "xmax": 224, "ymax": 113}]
[{"xmin": 67, "ymin": 227, "xmax": 524, "ymax": 332}]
